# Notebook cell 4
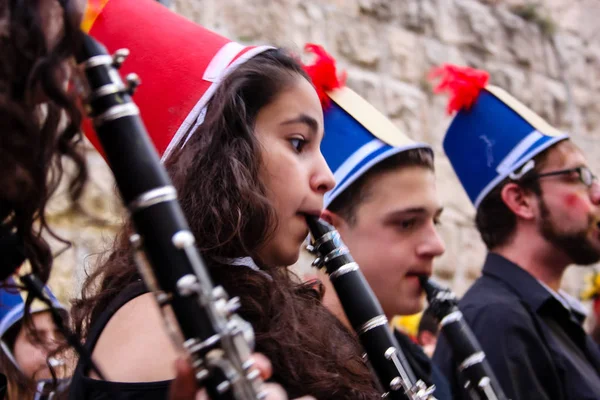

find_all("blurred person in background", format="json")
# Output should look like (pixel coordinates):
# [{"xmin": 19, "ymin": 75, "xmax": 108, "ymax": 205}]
[
  {"xmin": 302, "ymin": 44, "xmax": 451, "ymax": 400},
  {"xmin": 416, "ymin": 308, "xmax": 440, "ymax": 358},
  {"xmin": 431, "ymin": 63, "xmax": 600, "ymax": 400},
  {"xmin": 0, "ymin": 277, "xmax": 68, "ymax": 399}
]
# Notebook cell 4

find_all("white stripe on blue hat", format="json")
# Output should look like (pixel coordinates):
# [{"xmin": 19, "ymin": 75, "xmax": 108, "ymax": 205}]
[
  {"xmin": 473, "ymin": 130, "xmax": 566, "ymax": 207},
  {"xmin": 325, "ymin": 140, "xmax": 429, "ymax": 208},
  {"xmin": 321, "ymin": 87, "xmax": 432, "ymax": 208}
]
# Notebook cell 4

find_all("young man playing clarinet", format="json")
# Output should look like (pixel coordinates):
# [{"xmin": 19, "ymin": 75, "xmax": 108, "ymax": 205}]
[
  {"xmin": 302, "ymin": 45, "xmax": 451, "ymax": 399},
  {"xmin": 430, "ymin": 64, "xmax": 600, "ymax": 399}
]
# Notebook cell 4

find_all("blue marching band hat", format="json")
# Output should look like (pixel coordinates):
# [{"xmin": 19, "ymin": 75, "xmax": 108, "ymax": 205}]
[
  {"xmin": 0, "ymin": 276, "xmax": 67, "ymax": 369},
  {"xmin": 302, "ymin": 44, "xmax": 432, "ymax": 208},
  {"xmin": 430, "ymin": 64, "xmax": 569, "ymax": 208}
]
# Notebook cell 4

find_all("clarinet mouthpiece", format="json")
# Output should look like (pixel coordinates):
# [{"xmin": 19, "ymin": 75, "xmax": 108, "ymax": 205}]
[
  {"xmin": 305, "ymin": 214, "xmax": 332, "ymax": 238},
  {"xmin": 419, "ymin": 275, "xmax": 437, "ymax": 300}
]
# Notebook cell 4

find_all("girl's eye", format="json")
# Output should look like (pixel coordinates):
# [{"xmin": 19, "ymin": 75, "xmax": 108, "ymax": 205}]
[{"xmin": 290, "ymin": 137, "xmax": 307, "ymax": 153}]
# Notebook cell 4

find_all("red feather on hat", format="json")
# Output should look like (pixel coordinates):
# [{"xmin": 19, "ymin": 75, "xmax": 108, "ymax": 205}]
[
  {"xmin": 429, "ymin": 64, "xmax": 489, "ymax": 115},
  {"xmin": 302, "ymin": 44, "xmax": 346, "ymax": 109}
]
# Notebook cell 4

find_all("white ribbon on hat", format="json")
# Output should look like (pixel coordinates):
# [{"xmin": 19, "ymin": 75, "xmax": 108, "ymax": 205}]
[
  {"xmin": 473, "ymin": 129, "xmax": 568, "ymax": 208},
  {"xmin": 161, "ymin": 42, "xmax": 275, "ymax": 161}
]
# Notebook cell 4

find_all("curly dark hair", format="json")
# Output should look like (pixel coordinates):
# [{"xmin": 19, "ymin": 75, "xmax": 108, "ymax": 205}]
[
  {"xmin": 0, "ymin": 0, "xmax": 87, "ymax": 283},
  {"xmin": 71, "ymin": 48, "xmax": 381, "ymax": 399}
]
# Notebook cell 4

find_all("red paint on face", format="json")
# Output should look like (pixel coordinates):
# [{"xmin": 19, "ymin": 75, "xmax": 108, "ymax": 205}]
[{"xmin": 564, "ymin": 193, "xmax": 587, "ymax": 212}]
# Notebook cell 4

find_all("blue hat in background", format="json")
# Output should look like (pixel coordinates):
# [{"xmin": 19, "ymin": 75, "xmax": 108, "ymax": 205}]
[
  {"xmin": 0, "ymin": 276, "xmax": 67, "ymax": 368},
  {"xmin": 303, "ymin": 44, "xmax": 432, "ymax": 208},
  {"xmin": 431, "ymin": 64, "xmax": 568, "ymax": 208}
]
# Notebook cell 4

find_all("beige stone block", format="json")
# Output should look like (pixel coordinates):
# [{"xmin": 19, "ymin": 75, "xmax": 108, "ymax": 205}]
[
  {"xmin": 583, "ymin": 43, "xmax": 600, "ymax": 94},
  {"xmin": 455, "ymin": 0, "xmax": 508, "ymax": 59},
  {"xmin": 432, "ymin": 0, "xmax": 464, "ymax": 45},
  {"xmin": 422, "ymin": 95, "xmax": 453, "ymax": 156},
  {"xmin": 382, "ymin": 81, "xmax": 427, "ymax": 140},
  {"xmin": 554, "ymin": 32, "xmax": 589, "ymax": 86},
  {"xmin": 283, "ymin": 3, "xmax": 331, "ymax": 50},
  {"xmin": 327, "ymin": 0, "xmax": 361, "ymax": 17},
  {"xmin": 562, "ymin": 266, "xmax": 586, "ymax": 299},
  {"xmin": 335, "ymin": 18, "xmax": 382, "ymax": 68},
  {"xmin": 525, "ymin": 74, "xmax": 563, "ymax": 126},
  {"xmin": 358, "ymin": 0, "xmax": 397, "ymax": 20},
  {"xmin": 498, "ymin": 0, "xmax": 532, "ymax": 6},
  {"xmin": 205, "ymin": 0, "xmax": 296, "ymax": 44},
  {"xmin": 542, "ymin": 39, "xmax": 561, "ymax": 80},
  {"xmin": 435, "ymin": 154, "xmax": 475, "ymax": 224},
  {"xmin": 387, "ymin": 26, "xmax": 425, "ymax": 83},
  {"xmin": 511, "ymin": 25, "xmax": 544, "ymax": 69},
  {"xmin": 422, "ymin": 39, "xmax": 466, "ymax": 69},
  {"xmin": 79, "ymin": 151, "xmax": 124, "ymax": 222},
  {"xmin": 493, "ymin": 4, "xmax": 527, "ymax": 31},
  {"xmin": 344, "ymin": 67, "xmax": 386, "ymax": 112},
  {"xmin": 172, "ymin": 0, "xmax": 217, "ymax": 29},
  {"xmin": 395, "ymin": 0, "xmax": 437, "ymax": 35},
  {"xmin": 40, "ymin": 218, "xmax": 118, "ymax": 303},
  {"xmin": 571, "ymin": 136, "xmax": 600, "ymax": 173},
  {"xmin": 580, "ymin": 103, "xmax": 600, "ymax": 137},
  {"xmin": 547, "ymin": 0, "xmax": 600, "ymax": 41},
  {"xmin": 486, "ymin": 62, "xmax": 529, "ymax": 102},
  {"xmin": 459, "ymin": 227, "xmax": 486, "ymax": 280}
]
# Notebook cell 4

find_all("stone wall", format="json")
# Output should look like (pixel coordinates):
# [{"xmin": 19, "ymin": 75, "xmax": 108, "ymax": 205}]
[{"xmin": 46, "ymin": 0, "xmax": 600, "ymax": 307}]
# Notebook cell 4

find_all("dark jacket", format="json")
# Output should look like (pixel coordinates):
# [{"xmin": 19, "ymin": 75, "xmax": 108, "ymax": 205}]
[{"xmin": 433, "ymin": 253, "xmax": 600, "ymax": 400}]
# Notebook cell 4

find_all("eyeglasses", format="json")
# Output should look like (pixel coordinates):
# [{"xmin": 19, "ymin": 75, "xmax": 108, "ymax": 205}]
[{"xmin": 528, "ymin": 166, "xmax": 597, "ymax": 187}]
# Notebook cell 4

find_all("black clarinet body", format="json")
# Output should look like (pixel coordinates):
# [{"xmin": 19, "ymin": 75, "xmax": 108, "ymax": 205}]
[
  {"xmin": 420, "ymin": 277, "xmax": 509, "ymax": 400},
  {"xmin": 305, "ymin": 216, "xmax": 436, "ymax": 400},
  {"xmin": 76, "ymin": 33, "xmax": 264, "ymax": 400}
]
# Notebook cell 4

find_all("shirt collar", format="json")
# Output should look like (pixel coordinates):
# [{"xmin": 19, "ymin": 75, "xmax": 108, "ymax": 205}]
[
  {"xmin": 216, "ymin": 256, "xmax": 260, "ymax": 271},
  {"xmin": 214, "ymin": 256, "xmax": 272, "ymax": 280},
  {"xmin": 537, "ymin": 280, "xmax": 588, "ymax": 322},
  {"xmin": 482, "ymin": 253, "xmax": 584, "ymax": 320}
]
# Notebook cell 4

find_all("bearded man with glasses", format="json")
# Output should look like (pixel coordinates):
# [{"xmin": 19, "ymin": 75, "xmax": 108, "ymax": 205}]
[{"xmin": 430, "ymin": 64, "xmax": 600, "ymax": 400}]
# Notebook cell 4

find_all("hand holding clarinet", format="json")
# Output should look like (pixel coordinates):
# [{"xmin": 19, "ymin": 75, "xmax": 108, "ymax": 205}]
[{"xmin": 170, "ymin": 355, "xmax": 316, "ymax": 400}]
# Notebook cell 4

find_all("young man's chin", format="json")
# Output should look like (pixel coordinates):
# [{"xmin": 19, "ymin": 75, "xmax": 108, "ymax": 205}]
[{"xmin": 396, "ymin": 298, "xmax": 425, "ymax": 317}]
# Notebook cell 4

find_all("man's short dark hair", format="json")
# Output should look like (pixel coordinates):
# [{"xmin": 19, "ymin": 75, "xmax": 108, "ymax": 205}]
[
  {"xmin": 327, "ymin": 148, "xmax": 434, "ymax": 225},
  {"xmin": 475, "ymin": 143, "xmax": 558, "ymax": 250}
]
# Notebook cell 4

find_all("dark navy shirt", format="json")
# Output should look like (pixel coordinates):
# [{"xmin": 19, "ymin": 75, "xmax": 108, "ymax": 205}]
[{"xmin": 432, "ymin": 253, "xmax": 600, "ymax": 400}]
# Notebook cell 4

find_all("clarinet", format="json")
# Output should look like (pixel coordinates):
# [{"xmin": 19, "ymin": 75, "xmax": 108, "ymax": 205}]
[
  {"xmin": 419, "ymin": 277, "xmax": 509, "ymax": 400},
  {"xmin": 75, "ymin": 33, "xmax": 265, "ymax": 400},
  {"xmin": 305, "ymin": 216, "xmax": 436, "ymax": 400}
]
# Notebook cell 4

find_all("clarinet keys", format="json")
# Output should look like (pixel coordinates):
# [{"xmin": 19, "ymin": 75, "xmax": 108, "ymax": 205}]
[
  {"xmin": 305, "ymin": 215, "xmax": 436, "ymax": 400},
  {"xmin": 125, "ymin": 73, "xmax": 141, "ymax": 95},
  {"xmin": 112, "ymin": 48, "xmax": 130, "ymax": 68}
]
